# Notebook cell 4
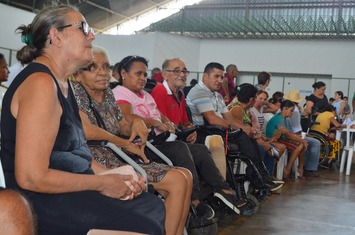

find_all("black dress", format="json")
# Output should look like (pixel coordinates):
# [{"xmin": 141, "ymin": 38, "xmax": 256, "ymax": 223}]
[
  {"xmin": 0, "ymin": 63, "xmax": 165, "ymax": 235},
  {"xmin": 306, "ymin": 94, "xmax": 329, "ymax": 114}
]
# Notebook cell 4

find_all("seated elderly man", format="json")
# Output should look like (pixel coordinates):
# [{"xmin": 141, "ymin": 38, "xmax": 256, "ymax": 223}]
[
  {"xmin": 186, "ymin": 62, "xmax": 282, "ymax": 192},
  {"xmin": 150, "ymin": 58, "xmax": 251, "ymax": 214}
]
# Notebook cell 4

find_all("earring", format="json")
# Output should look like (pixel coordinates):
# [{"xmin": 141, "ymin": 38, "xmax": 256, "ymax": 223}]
[{"xmin": 122, "ymin": 77, "xmax": 125, "ymax": 80}]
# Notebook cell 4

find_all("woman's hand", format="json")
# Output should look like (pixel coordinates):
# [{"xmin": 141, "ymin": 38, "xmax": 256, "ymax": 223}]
[
  {"xmin": 122, "ymin": 140, "xmax": 150, "ymax": 164},
  {"xmin": 130, "ymin": 118, "xmax": 149, "ymax": 145},
  {"xmin": 242, "ymin": 125, "xmax": 252, "ymax": 136},
  {"xmin": 99, "ymin": 174, "xmax": 146, "ymax": 200},
  {"xmin": 301, "ymin": 139, "xmax": 308, "ymax": 149},
  {"xmin": 98, "ymin": 174, "xmax": 133, "ymax": 199},
  {"xmin": 186, "ymin": 131, "xmax": 197, "ymax": 144}
]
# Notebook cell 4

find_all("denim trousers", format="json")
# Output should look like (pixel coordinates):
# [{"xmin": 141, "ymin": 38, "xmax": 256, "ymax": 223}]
[{"xmin": 304, "ymin": 136, "xmax": 320, "ymax": 171}]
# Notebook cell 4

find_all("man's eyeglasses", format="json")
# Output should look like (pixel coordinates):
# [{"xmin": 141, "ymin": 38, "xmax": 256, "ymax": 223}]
[
  {"xmin": 57, "ymin": 21, "xmax": 94, "ymax": 36},
  {"xmin": 80, "ymin": 63, "xmax": 111, "ymax": 72},
  {"xmin": 165, "ymin": 68, "xmax": 190, "ymax": 76}
]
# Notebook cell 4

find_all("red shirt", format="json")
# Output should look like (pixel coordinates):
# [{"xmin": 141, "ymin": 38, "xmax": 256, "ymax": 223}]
[
  {"xmin": 218, "ymin": 72, "xmax": 236, "ymax": 100},
  {"xmin": 151, "ymin": 82, "xmax": 189, "ymax": 126}
]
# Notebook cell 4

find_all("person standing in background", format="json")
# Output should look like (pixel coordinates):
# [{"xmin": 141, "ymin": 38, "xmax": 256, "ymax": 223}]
[
  {"xmin": 0, "ymin": 53, "xmax": 10, "ymax": 111},
  {"xmin": 343, "ymin": 96, "xmax": 350, "ymax": 116},
  {"xmin": 218, "ymin": 64, "xmax": 238, "ymax": 104},
  {"xmin": 109, "ymin": 62, "xmax": 121, "ymax": 89}
]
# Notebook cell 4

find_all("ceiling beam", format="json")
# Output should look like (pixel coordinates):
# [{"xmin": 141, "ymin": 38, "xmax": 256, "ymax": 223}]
[
  {"xmin": 86, "ymin": 0, "xmax": 128, "ymax": 18},
  {"xmin": 96, "ymin": 0, "xmax": 172, "ymax": 34}
]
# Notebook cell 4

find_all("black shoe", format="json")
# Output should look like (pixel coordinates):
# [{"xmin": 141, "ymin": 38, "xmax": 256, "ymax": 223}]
[
  {"xmin": 188, "ymin": 215, "xmax": 218, "ymax": 229},
  {"xmin": 195, "ymin": 202, "xmax": 215, "ymax": 220},
  {"xmin": 213, "ymin": 191, "xmax": 241, "ymax": 214},
  {"xmin": 263, "ymin": 175, "xmax": 284, "ymax": 185},
  {"xmin": 265, "ymin": 181, "xmax": 283, "ymax": 192}
]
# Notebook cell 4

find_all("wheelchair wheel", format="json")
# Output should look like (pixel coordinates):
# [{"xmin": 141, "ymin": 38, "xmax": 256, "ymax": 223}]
[
  {"xmin": 246, "ymin": 194, "xmax": 259, "ymax": 214},
  {"xmin": 308, "ymin": 131, "xmax": 330, "ymax": 167}
]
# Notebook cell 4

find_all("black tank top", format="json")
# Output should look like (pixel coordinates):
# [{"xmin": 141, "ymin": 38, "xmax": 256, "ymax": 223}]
[{"xmin": 0, "ymin": 63, "xmax": 94, "ymax": 189}]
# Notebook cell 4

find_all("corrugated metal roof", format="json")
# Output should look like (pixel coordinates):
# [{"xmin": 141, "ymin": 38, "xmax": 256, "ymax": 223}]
[{"xmin": 141, "ymin": 0, "xmax": 355, "ymax": 39}]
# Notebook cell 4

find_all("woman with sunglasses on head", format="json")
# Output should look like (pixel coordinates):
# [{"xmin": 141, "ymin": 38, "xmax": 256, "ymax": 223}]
[
  {"xmin": 0, "ymin": 6, "xmax": 165, "ymax": 235},
  {"xmin": 73, "ymin": 46, "xmax": 192, "ymax": 235}
]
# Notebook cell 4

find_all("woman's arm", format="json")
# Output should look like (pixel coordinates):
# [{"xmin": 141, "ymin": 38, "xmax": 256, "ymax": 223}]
[
  {"xmin": 304, "ymin": 100, "xmax": 314, "ymax": 116},
  {"xmin": 338, "ymin": 101, "xmax": 346, "ymax": 116},
  {"xmin": 118, "ymin": 102, "xmax": 171, "ymax": 133},
  {"xmin": 262, "ymin": 102, "xmax": 279, "ymax": 114},
  {"xmin": 229, "ymin": 106, "xmax": 244, "ymax": 123},
  {"xmin": 79, "ymin": 110, "xmax": 149, "ymax": 163},
  {"xmin": 13, "ymin": 74, "xmax": 141, "ymax": 198},
  {"xmin": 329, "ymin": 116, "xmax": 345, "ymax": 129}
]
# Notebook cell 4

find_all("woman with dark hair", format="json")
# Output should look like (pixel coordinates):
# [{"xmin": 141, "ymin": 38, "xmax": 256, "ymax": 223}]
[
  {"xmin": 333, "ymin": 91, "xmax": 345, "ymax": 122},
  {"xmin": 304, "ymin": 81, "xmax": 328, "ymax": 117},
  {"xmin": 266, "ymin": 100, "xmax": 308, "ymax": 180},
  {"xmin": 0, "ymin": 6, "xmax": 165, "ymax": 235},
  {"xmin": 228, "ymin": 84, "xmax": 286, "ymax": 177}
]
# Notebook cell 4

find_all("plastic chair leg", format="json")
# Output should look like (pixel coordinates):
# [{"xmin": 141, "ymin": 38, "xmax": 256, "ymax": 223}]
[
  {"xmin": 293, "ymin": 158, "xmax": 299, "ymax": 179},
  {"xmin": 276, "ymin": 151, "xmax": 287, "ymax": 180},
  {"xmin": 346, "ymin": 149, "xmax": 353, "ymax": 176},
  {"xmin": 340, "ymin": 149, "xmax": 347, "ymax": 173}
]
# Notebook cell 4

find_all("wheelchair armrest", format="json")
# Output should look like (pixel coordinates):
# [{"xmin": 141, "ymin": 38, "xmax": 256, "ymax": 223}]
[
  {"xmin": 227, "ymin": 128, "xmax": 243, "ymax": 138},
  {"xmin": 196, "ymin": 125, "xmax": 243, "ymax": 139},
  {"xmin": 86, "ymin": 140, "xmax": 108, "ymax": 146},
  {"xmin": 87, "ymin": 140, "xmax": 148, "ymax": 190},
  {"xmin": 175, "ymin": 127, "xmax": 198, "ymax": 140},
  {"xmin": 197, "ymin": 125, "xmax": 225, "ymax": 131}
]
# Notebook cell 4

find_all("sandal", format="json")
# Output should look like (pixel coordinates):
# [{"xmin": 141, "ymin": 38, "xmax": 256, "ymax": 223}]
[
  {"xmin": 283, "ymin": 166, "xmax": 291, "ymax": 180},
  {"xmin": 297, "ymin": 176, "xmax": 310, "ymax": 181}
]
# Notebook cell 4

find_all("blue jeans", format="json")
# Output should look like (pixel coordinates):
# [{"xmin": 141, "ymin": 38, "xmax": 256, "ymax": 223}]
[
  {"xmin": 304, "ymin": 136, "xmax": 320, "ymax": 171},
  {"xmin": 261, "ymin": 145, "xmax": 274, "ymax": 176}
]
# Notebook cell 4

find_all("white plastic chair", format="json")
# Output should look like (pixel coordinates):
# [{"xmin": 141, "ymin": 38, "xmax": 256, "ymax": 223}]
[
  {"xmin": 275, "ymin": 151, "xmax": 298, "ymax": 180},
  {"xmin": 339, "ymin": 121, "xmax": 355, "ymax": 176}
]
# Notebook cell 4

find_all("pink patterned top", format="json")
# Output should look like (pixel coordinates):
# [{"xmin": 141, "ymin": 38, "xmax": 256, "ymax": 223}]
[{"xmin": 113, "ymin": 85, "xmax": 161, "ymax": 121}]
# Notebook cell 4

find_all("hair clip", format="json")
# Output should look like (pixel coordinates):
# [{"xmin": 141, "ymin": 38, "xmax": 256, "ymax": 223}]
[{"xmin": 21, "ymin": 34, "xmax": 34, "ymax": 45}]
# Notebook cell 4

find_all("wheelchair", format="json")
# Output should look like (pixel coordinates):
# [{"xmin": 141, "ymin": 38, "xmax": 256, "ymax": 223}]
[
  {"xmin": 301, "ymin": 115, "xmax": 341, "ymax": 169},
  {"xmin": 193, "ymin": 125, "xmax": 269, "ymax": 214}
]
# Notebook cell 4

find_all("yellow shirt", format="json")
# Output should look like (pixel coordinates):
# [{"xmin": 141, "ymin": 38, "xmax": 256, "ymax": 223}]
[{"xmin": 311, "ymin": 111, "xmax": 334, "ymax": 135}]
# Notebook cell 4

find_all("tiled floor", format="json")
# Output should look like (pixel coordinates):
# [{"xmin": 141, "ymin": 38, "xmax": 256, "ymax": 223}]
[{"xmin": 218, "ymin": 165, "xmax": 355, "ymax": 235}]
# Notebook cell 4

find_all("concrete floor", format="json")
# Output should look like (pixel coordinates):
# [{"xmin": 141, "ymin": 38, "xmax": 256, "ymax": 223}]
[{"xmin": 218, "ymin": 165, "xmax": 355, "ymax": 235}]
